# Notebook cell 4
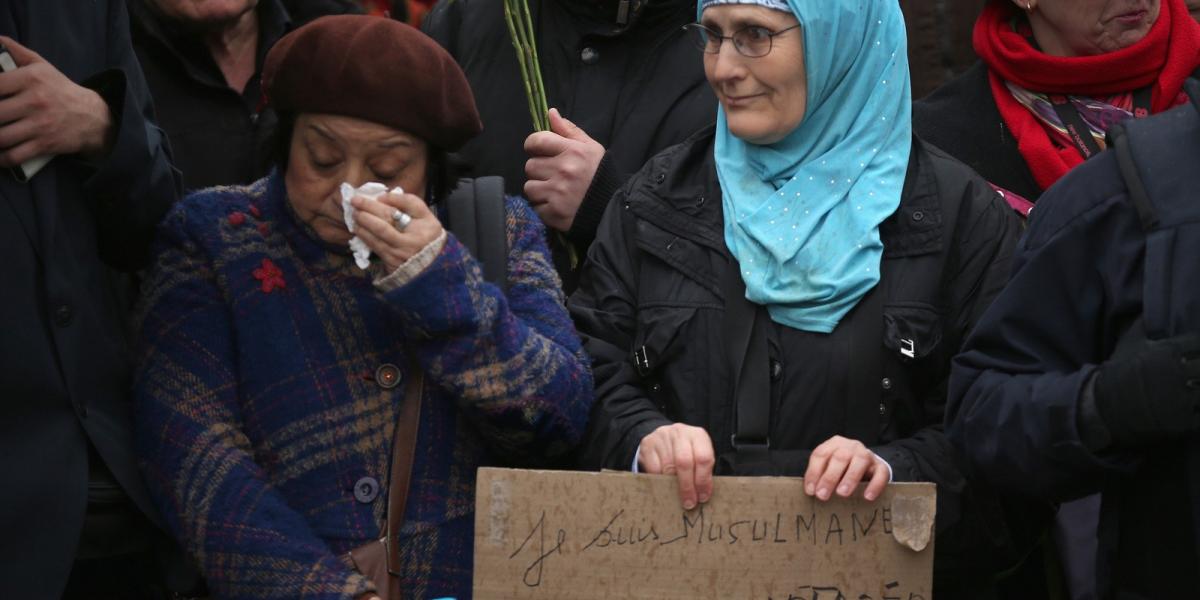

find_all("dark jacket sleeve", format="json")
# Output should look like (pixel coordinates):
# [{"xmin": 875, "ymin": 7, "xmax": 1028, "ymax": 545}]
[
  {"xmin": 567, "ymin": 152, "xmax": 624, "ymax": 250},
  {"xmin": 569, "ymin": 181, "xmax": 673, "ymax": 471},
  {"xmin": 81, "ymin": 0, "xmax": 181, "ymax": 271},
  {"xmin": 947, "ymin": 159, "xmax": 1145, "ymax": 504}
]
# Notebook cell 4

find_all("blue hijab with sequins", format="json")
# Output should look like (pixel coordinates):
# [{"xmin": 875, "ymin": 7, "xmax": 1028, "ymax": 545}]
[{"xmin": 701, "ymin": 0, "xmax": 911, "ymax": 333}]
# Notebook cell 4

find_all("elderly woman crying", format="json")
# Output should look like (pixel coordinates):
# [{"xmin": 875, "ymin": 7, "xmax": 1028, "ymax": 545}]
[
  {"xmin": 133, "ymin": 16, "xmax": 592, "ymax": 600},
  {"xmin": 570, "ymin": 0, "xmax": 1038, "ymax": 596}
]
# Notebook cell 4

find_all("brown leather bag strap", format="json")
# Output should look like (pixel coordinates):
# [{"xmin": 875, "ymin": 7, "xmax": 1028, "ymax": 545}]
[{"xmin": 385, "ymin": 367, "xmax": 423, "ymax": 576}]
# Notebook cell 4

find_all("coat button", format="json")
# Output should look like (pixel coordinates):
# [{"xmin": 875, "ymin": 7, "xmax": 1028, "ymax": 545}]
[
  {"xmin": 53, "ymin": 304, "xmax": 73, "ymax": 327},
  {"xmin": 653, "ymin": 173, "xmax": 666, "ymax": 184},
  {"xmin": 881, "ymin": 377, "xmax": 893, "ymax": 390},
  {"xmin": 879, "ymin": 402, "xmax": 887, "ymax": 416},
  {"xmin": 354, "ymin": 476, "xmax": 380, "ymax": 504},
  {"xmin": 375, "ymin": 364, "xmax": 402, "ymax": 389},
  {"xmin": 769, "ymin": 359, "xmax": 783, "ymax": 381},
  {"xmin": 580, "ymin": 46, "xmax": 599, "ymax": 65},
  {"xmin": 911, "ymin": 210, "xmax": 925, "ymax": 222}
]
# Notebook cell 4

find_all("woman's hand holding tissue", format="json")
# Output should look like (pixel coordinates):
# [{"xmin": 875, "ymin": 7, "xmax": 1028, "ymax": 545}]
[{"xmin": 349, "ymin": 190, "xmax": 444, "ymax": 274}]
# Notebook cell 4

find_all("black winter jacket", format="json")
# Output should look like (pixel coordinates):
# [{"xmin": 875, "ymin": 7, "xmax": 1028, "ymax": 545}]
[
  {"xmin": 0, "ymin": 1, "xmax": 182, "ymax": 596},
  {"xmin": 569, "ymin": 127, "xmax": 1042, "ymax": 597},
  {"xmin": 949, "ymin": 83, "xmax": 1200, "ymax": 600},
  {"xmin": 423, "ymin": 0, "xmax": 716, "ymax": 293},
  {"xmin": 914, "ymin": 62, "xmax": 1045, "ymax": 202}
]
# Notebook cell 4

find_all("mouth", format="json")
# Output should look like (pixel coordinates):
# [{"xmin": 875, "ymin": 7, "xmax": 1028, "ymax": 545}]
[
  {"xmin": 1113, "ymin": 8, "xmax": 1149, "ymax": 25},
  {"xmin": 723, "ymin": 93, "xmax": 764, "ymax": 108}
]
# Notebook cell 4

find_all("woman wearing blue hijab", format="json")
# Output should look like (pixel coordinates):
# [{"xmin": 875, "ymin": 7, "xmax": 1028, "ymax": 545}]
[{"xmin": 571, "ymin": 0, "xmax": 1030, "ymax": 595}]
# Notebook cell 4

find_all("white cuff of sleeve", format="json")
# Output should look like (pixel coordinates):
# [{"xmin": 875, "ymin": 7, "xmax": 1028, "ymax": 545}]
[
  {"xmin": 373, "ymin": 231, "xmax": 448, "ymax": 292},
  {"xmin": 871, "ymin": 451, "xmax": 894, "ymax": 483}
]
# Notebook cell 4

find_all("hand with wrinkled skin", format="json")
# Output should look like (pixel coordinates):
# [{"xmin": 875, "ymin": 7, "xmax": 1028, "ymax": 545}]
[
  {"xmin": 638, "ymin": 423, "xmax": 716, "ymax": 510},
  {"xmin": 523, "ymin": 108, "xmax": 605, "ymax": 233},
  {"xmin": 349, "ymin": 190, "xmax": 444, "ymax": 274},
  {"xmin": 804, "ymin": 435, "xmax": 889, "ymax": 502},
  {"xmin": 0, "ymin": 36, "xmax": 114, "ymax": 167}
]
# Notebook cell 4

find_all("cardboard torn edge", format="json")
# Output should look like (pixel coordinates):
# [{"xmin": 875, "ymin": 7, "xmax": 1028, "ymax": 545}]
[{"xmin": 890, "ymin": 492, "xmax": 937, "ymax": 552}]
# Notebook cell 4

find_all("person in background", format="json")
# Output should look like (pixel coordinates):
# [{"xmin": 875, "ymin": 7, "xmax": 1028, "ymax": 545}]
[
  {"xmin": 128, "ymin": 0, "xmax": 362, "ymax": 191},
  {"xmin": 917, "ymin": 1, "xmax": 1200, "ymax": 597},
  {"xmin": 947, "ymin": 80, "xmax": 1200, "ymax": 599},
  {"xmin": 914, "ymin": 0, "xmax": 1200, "ymax": 214},
  {"xmin": 135, "ymin": 16, "xmax": 592, "ymax": 599},
  {"xmin": 901, "ymin": 0, "xmax": 988, "ymax": 97},
  {"xmin": 0, "ymin": 1, "xmax": 182, "ymax": 598},
  {"xmin": 570, "ymin": 0, "xmax": 1033, "ymax": 596},
  {"xmin": 422, "ymin": 0, "xmax": 716, "ymax": 294}
]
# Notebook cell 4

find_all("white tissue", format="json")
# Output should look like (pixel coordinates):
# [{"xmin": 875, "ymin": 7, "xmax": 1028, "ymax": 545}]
[{"xmin": 340, "ymin": 182, "xmax": 403, "ymax": 269}]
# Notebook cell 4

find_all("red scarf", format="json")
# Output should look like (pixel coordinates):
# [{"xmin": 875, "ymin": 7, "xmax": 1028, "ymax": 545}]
[{"xmin": 973, "ymin": 0, "xmax": 1200, "ymax": 190}]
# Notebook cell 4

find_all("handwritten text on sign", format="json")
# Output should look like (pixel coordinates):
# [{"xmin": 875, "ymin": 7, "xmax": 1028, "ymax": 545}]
[{"xmin": 473, "ymin": 469, "xmax": 936, "ymax": 600}]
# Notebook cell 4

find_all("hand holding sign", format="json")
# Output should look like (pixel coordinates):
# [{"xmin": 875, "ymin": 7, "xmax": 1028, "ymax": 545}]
[
  {"xmin": 804, "ymin": 435, "xmax": 892, "ymax": 502},
  {"xmin": 637, "ymin": 423, "xmax": 715, "ymax": 510}
]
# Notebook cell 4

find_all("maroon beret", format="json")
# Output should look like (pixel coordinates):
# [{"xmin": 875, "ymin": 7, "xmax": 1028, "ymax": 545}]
[{"xmin": 263, "ymin": 15, "xmax": 482, "ymax": 151}]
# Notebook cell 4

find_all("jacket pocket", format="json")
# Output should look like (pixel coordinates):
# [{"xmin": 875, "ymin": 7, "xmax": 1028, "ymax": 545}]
[
  {"xmin": 633, "ymin": 219, "xmax": 723, "ymax": 304},
  {"xmin": 882, "ymin": 302, "xmax": 945, "ymax": 362},
  {"xmin": 631, "ymin": 306, "xmax": 698, "ymax": 382}
]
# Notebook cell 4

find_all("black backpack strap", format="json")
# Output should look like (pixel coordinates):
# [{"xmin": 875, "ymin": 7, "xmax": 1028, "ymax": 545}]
[
  {"xmin": 445, "ymin": 176, "xmax": 509, "ymax": 292},
  {"xmin": 722, "ymin": 261, "xmax": 771, "ymax": 462},
  {"xmin": 1110, "ymin": 124, "xmax": 1160, "ymax": 233}
]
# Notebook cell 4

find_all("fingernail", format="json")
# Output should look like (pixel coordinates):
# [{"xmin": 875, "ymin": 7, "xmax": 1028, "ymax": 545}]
[
  {"xmin": 699, "ymin": 493, "xmax": 710, "ymax": 503},
  {"xmin": 865, "ymin": 491, "xmax": 877, "ymax": 501},
  {"xmin": 838, "ymin": 484, "xmax": 851, "ymax": 496},
  {"xmin": 817, "ymin": 488, "xmax": 829, "ymax": 500},
  {"xmin": 805, "ymin": 484, "xmax": 813, "ymax": 495},
  {"xmin": 684, "ymin": 500, "xmax": 695, "ymax": 510}
]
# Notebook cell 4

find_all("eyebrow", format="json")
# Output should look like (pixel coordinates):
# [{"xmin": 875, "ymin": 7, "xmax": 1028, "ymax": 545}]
[
  {"xmin": 308, "ymin": 123, "xmax": 337, "ymax": 142},
  {"xmin": 376, "ymin": 138, "xmax": 414, "ymax": 149}
]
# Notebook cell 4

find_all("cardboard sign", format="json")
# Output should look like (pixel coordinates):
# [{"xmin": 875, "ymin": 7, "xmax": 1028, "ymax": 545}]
[{"xmin": 474, "ymin": 468, "xmax": 936, "ymax": 600}]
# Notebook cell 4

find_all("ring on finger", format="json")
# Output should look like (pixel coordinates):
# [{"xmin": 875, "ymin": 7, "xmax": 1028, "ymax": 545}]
[{"xmin": 391, "ymin": 209, "xmax": 412, "ymax": 232}]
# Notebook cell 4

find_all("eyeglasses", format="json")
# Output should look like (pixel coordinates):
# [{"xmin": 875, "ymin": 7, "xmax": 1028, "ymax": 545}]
[{"xmin": 682, "ymin": 23, "xmax": 802, "ymax": 58}]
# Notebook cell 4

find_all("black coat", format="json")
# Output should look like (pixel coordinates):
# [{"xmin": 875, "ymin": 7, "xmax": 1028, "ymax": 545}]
[
  {"xmin": 128, "ymin": 0, "xmax": 289, "ymax": 191},
  {"xmin": 423, "ymin": 0, "xmax": 716, "ymax": 292},
  {"xmin": 913, "ymin": 62, "xmax": 1045, "ymax": 202},
  {"xmin": 948, "ymin": 86, "xmax": 1200, "ymax": 599},
  {"xmin": 569, "ymin": 127, "xmax": 1043, "ymax": 597},
  {"xmin": 0, "ymin": 1, "xmax": 181, "ymax": 597}
]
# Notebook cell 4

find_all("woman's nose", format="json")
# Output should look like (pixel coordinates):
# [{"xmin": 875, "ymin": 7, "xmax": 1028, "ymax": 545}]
[
  {"xmin": 710, "ymin": 41, "xmax": 746, "ymax": 83},
  {"xmin": 340, "ymin": 161, "xmax": 371, "ymax": 188}
]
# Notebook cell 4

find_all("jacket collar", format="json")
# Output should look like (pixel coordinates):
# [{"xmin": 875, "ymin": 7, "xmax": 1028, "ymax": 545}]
[
  {"xmin": 879, "ymin": 139, "xmax": 943, "ymax": 259},
  {"xmin": 129, "ymin": 0, "xmax": 291, "ymax": 92}
]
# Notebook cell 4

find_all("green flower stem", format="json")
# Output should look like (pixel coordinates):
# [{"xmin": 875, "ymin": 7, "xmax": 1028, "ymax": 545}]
[
  {"xmin": 503, "ymin": 0, "xmax": 577, "ymax": 268},
  {"xmin": 502, "ymin": 0, "xmax": 544, "ymax": 131}
]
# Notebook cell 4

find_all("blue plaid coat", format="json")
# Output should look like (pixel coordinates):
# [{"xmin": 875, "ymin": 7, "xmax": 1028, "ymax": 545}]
[{"xmin": 134, "ymin": 173, "xmax": 592, "ymax": 599}]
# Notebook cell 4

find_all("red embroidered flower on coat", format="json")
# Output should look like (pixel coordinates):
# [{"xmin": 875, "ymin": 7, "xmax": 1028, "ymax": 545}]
[
  {"xmin": 228, "ymin": 211, "xmax": 246, "ymax": 226},
  {"xmin": 248, "ymin": 204, "xmax": 263, "ymax": 219},
  {"xmin": 257, "ymin": 222, "xmax": 271, "ymax": 237},
  {"xmin": 253, "ymin": 258, "xmax": 286, "ymax": 293}
]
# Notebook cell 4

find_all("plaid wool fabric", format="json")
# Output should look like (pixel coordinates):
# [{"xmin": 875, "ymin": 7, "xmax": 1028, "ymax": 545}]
[{"xmin": 133, "ymin": 173, "xmax": 593, "ymax": 599}]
